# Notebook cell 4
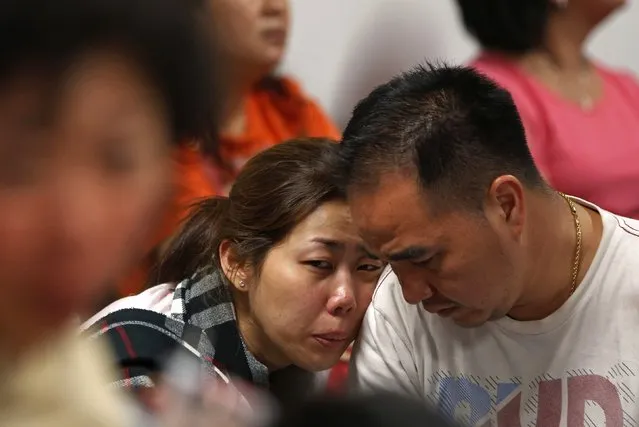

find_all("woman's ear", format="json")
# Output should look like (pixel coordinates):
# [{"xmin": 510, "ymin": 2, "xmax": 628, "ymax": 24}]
[{"xmin": 219, "ymin": 240, "xmax": 249, "ymax": 293}]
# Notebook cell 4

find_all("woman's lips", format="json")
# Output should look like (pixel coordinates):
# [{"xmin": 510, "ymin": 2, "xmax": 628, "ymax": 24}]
[{"xmin": 313, "ymin": 331, "xmax": 350, "ymax": 349}]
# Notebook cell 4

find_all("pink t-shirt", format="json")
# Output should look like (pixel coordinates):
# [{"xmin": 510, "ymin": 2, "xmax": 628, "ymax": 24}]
[{"xmin": 471, "ymin": 53, "xmax": 639, "ymax": 219}]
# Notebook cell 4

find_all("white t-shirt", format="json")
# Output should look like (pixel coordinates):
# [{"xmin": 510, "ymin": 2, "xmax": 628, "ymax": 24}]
[{"xmin": 351, "ymin": 202, "xmax": 639, "ymax": 427}]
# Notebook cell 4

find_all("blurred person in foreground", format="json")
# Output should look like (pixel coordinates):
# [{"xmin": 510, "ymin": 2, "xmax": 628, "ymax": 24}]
[
  {"xmin": 84, "ymin": 139, "xmax": 383, "ymax": 412},
  {"xmin": 341, "ymin": 64, "xmax": 639, "ymax": 426},
  {"xmin": 116, "ymin": 0, "xmax": 341, "ymax": 301},
  {"xmin": 457, "ymin": 0, "xmax": 639, "ymax": 219},
  {"xmin": 0, "ymin": 0, "xmax": 219, "ymax": 425}
]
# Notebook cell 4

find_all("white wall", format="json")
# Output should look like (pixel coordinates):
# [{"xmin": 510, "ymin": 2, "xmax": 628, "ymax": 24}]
[{"xmin": 281, "ymin": 0, "xmax": 639, "ymax": 128}]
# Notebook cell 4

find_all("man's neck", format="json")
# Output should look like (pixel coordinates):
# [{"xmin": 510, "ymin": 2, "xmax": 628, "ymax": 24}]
[{"xmin": 508, "ymin": 192, "xmax": 602, "ymax": 321}]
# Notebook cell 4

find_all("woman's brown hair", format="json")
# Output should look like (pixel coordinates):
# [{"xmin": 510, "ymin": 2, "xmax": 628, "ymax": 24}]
[{"xmin": 151, "ymin": 137, "xmax": 343, "ymax": 285}]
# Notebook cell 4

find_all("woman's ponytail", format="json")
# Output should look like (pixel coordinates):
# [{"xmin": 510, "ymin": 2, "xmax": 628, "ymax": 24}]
[{"xmin": 149, "ymin": 196, "xmax": 230, "ymax": 285}]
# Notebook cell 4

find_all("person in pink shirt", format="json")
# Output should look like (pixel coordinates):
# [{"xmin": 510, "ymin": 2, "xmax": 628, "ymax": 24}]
[{"xmin": 457, "ymin": 0, "xmax": 639, "ymax": 219}]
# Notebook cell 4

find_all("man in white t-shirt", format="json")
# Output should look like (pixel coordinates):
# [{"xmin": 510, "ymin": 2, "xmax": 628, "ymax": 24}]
[{"xmin": 338, "ymin": 63, "xmax": 639, "ymax": 426}]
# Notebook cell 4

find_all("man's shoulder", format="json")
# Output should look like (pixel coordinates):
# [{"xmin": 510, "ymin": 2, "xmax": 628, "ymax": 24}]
[
  {"xmin": 607, "ymin": 213, "xmax": 639, "ymax": 277},
  {"xmin": 599, "ymin": 210, "xmax": 639, "ymax": 262},
  {"xmin": 610, "ymin": 213, "xmax": 639, "ymax": 242},
  {"xmin": 576, "ymin": 200, "xmax": 639, "ymax": 251},
  {"xmin": 582, "ymin": 208, "xmax": 639, "ymax": 297}
]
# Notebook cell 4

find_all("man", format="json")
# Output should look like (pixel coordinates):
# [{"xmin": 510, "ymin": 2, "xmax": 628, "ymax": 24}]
[{"xmin": 341, "ymin": 63, "xmax": 639, "ymax": 426}]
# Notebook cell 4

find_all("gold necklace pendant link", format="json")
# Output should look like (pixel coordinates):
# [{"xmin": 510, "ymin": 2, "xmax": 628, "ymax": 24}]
[{"xmin": 558, "ymin": 192, "xmax": 582, "ymax": 296}]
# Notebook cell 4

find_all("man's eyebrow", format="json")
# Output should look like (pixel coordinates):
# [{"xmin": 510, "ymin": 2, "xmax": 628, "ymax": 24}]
[{"xmin": 387, "ymin": 246, "xmax": 431, "ymax": 262}]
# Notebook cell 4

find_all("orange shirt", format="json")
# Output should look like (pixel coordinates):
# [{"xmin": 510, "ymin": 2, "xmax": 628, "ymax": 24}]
[
  {"xmin": 217, "ymin": 77, "xmax": 341, "ymax": 190},
  {"xmin": 115, "ymin": 77, "xmax": 339, "ymax": 298}
]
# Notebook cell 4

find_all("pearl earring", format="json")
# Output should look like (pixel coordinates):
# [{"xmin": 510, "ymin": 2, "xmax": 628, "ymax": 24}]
[{"xmin": 239, "ymin": 280, "xmax": 246, "ymax": 288}]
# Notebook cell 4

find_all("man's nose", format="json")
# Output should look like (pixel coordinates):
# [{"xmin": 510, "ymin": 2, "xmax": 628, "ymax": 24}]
[{"xmin": 398, "ymin": 273, "xmax": 435, "ymax": 305}]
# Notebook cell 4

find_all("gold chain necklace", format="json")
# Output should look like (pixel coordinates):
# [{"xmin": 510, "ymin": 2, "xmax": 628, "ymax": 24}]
[{"xmin": 558, "ymin": 192, "xmax": 582, "ymax": 296}]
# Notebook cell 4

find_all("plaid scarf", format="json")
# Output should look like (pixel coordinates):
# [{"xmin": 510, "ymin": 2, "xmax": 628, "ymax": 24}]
[{"xmin": 84, "ymin": 270, "xmax": 269, "ymax": 391}]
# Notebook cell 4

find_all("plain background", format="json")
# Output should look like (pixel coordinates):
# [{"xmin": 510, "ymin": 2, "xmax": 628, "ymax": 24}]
[{"xmin": 280, "ymin": 0, "xmax": 639, "ymax": 128}]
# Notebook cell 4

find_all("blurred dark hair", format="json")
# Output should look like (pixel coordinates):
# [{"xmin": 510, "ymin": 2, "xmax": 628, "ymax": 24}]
[
  {"xmin": 340, "ymin": 63, "xmax": 546, "ymax": 211},
  {"xmin": 271, "ymin": 393, "xmax": 457, "ymax": 427},
  {"xmin": 456, "ymin": 0, "xmax": 552, "ymax": 54},
  {"xmin": 151, "ymin": 138, "xmax": 343, "ymax": 285},
  {"xmin": 0, "ymin": 0, "xmax": 220, "ymax": 157}
]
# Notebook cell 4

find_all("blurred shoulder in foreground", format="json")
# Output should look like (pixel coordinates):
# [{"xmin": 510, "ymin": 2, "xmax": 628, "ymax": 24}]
[{"xmin": 0, "ymin": 329, "xmax": 133, "ymax": 427}]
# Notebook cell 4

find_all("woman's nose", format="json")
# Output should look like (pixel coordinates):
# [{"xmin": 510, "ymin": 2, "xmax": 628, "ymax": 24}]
[{"xmin": 326, "ymin": 280, "xmax": 356, "ymax": 316}]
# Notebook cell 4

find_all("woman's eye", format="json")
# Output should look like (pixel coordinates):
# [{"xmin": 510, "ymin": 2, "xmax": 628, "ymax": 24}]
[
  {"xmin": 358, "ymin": 263, "xmax": 382, "ymax": 272},
  {"xmin": 304, "ymin": 260, "xmax": 333, "ymax": 270}
]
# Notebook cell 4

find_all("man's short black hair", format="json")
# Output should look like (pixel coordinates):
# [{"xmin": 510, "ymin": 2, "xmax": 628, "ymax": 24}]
[
  {"xmin": 0, "ymin": 0, "xmax": 219, "ymax": 157},
  {"xmin": 455, "ymin": 0, "xmax": 551, "ymax": 54},
  {"xmin": 340, "ymin": 63, "xmax": 545, "ymax": 210}
]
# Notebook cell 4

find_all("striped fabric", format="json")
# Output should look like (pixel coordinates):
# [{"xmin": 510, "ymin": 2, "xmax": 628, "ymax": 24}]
[{"xmin": 84, "ymin": 271, "xmax": 270, "ymax": 394}]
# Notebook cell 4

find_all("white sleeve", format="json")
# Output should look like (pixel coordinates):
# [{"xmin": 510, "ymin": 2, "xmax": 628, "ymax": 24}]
[
  {"xmin": 81, "ymin": 283, "xmax": 175, "ymax": 330},
  {"xmin": 349, "ymin": 305, "xmax": 421, "ymax": 396}
]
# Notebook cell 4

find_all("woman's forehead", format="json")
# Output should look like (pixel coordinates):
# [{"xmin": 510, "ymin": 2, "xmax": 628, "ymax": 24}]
[{"xmin": 283, "ymin": 202, "xmax": 363, "ymax": 247}]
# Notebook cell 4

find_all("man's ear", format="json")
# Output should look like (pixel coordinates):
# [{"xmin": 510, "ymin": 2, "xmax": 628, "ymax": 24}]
[
  {"xmin": 219, "ymin": 240, "xmax": 249, "ymax": 293},
  {"xmin": 484, "ymin": 175, "xmax": 526, "ymax": 239}
]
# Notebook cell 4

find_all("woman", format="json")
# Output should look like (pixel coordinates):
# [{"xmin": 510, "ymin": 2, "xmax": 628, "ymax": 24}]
[
  {"xmin": 84, "ymin": 139, "xmax": 384, "ymax": 409},
  {"xmin": 0, "ymin": 0, "xmax": 220, "ymax": 425},
  {"xmin": 117, "ymin": 0, "xmax": 340, "ymax": 299},
  {"xmin": 457, "ymin": 0, "xmax": 639, "ymax": 219},
  {"xmin": 208, "ymin": 0, "xmax": 341, "ymax": 190}
]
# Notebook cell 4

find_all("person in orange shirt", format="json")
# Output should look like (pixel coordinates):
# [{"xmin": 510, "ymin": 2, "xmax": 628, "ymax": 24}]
[
  {"xmin": 114, "ymin": 0, "xmax": 340, "ymax": 299},
  {"xmin": 207, "ymin": 0, "xmax": 341, "ymax": 193}
]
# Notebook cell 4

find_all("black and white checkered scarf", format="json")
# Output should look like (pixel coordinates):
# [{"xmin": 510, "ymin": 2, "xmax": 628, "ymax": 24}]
[{"xmin": 84, "ymin": 270, "xmax": 270, "ymax": 391}]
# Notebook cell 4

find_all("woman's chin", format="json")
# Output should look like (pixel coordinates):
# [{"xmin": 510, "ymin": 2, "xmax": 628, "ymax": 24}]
[{"xmin": 293, "ymin": 348, "xmax": 344, "ymax": 372}]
